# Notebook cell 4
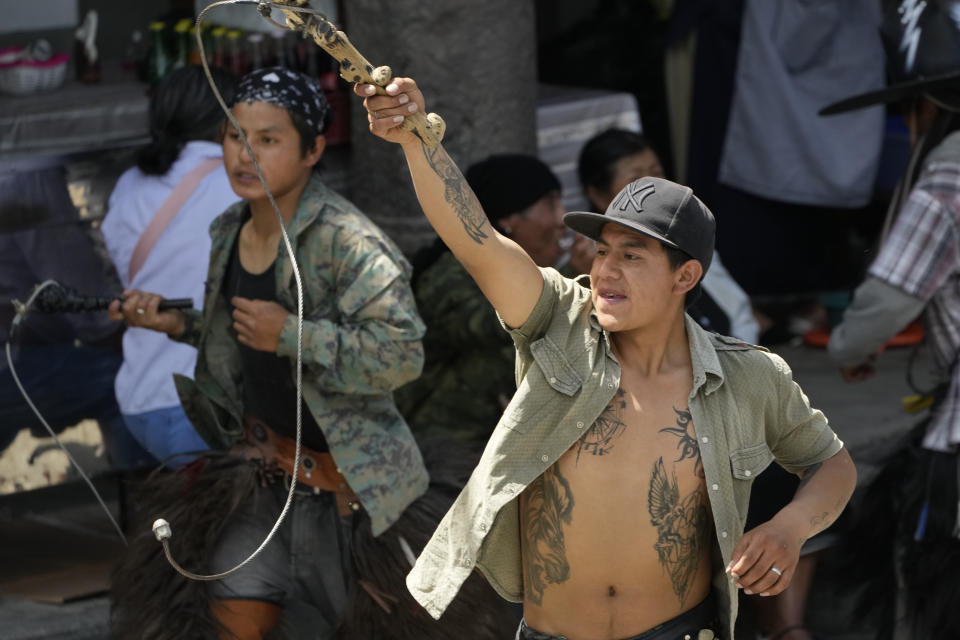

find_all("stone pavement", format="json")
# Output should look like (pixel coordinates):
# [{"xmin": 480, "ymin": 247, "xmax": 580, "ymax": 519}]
[{"xmin": 0, "ymin": 340, "xmax": 922, "ymax": 639}]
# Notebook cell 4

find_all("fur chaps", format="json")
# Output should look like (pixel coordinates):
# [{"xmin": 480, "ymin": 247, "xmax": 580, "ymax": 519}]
[
  {"xmin": 335, "ymin": 437, "xmax": 518, "ymax": 639},
  {"xmin": 110, "ymin": 440, "xmax": 517, "ymax": 639},
  {"xmin": 110, "ymin": 454, "xmax": 258, "ymax": 639}
]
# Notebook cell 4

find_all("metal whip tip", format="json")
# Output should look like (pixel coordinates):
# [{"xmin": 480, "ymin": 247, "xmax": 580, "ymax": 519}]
[{"xmin": 152, "ymin": 518, "xmax": 172, "ymax": 542}]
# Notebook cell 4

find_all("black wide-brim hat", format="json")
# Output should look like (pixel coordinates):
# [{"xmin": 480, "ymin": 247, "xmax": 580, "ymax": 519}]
[
  {"xmin": 821, "ymin": 0, "xmax": 960, "ymax": 116},
  {"xmin": 821, "ymin": 69, "xmax": 960, "ymax": 115}
]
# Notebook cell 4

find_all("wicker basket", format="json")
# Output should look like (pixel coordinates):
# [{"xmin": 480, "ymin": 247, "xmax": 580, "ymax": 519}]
[{"xmin": 0, "ymin": 48, "xmax": 69, "ymax": 96}]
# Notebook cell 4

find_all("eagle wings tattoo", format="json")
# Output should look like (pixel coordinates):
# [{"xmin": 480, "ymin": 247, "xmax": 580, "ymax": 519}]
[{"xmin": 647, "ymin": 457, "xmax": 710, "ymax": 604}]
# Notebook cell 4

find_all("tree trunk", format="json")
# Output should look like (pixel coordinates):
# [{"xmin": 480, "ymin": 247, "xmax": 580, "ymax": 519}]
[{"xmin": 342, "ymin": 0, "xmax": 538, "ymax": 255}]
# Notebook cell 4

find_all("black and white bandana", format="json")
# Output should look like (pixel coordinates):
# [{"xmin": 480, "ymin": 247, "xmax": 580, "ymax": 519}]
[{"xmin": 235, "ymin": 66, "xmax": 332, "ymax": 135}]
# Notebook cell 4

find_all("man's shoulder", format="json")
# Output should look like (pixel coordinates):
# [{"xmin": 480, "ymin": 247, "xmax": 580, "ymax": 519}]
[
  {"xmin": 308, "ymin": 190, "xmax": 406, "ymax": 258},
  {"xmin": 915, "ymin": 133, "xmax": 960, "ymax": 203},
  {"xmin": 710, "ymin": 333, "xmax": 769, "ymax": 353},
  {"xmin": 709, "ymin": 333, "xmax": 791, "ymax": 378},
  {"xmin": 542, "ymin": 267, "xmax": 592, "ymax": 304},
  {"xmin": 524, "ymin": 267, "xmax": 593, "ymax": 334}
]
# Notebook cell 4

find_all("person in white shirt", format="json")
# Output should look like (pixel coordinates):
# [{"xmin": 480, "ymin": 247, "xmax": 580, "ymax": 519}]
[{"xmin": 101, "ymin": 66, "xmax": 240, "ymax": 463}]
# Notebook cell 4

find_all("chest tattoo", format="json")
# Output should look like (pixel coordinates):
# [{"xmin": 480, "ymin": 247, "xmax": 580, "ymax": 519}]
[
  {"xmin": 576, "ymin": 388, "xmax": 628, "ymax": 462},
  {"xmin": 647, "ymin": 457, "xmax": 711, "ymax": 606},
  {"xmin": 522, "ymin": 466, "xmax": 574, "ymax": 606},
  {"xmin": 659, "ymin": 407, "xmax": 704, "ymax": 477}
]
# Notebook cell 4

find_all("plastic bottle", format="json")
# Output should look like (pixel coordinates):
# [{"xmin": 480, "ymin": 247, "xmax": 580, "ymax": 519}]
[
  {"xmin": 189, "ymin": 21, "xmax": 211, "ymax": 66},
  {"xmin": 172, "ymin": 18, "xmax": 191, "ymax": 70},
  {"xmin": 227, "ymin": 29, "xmax": 245, "ymax": 76},
  {"xmin": 147, "ymin": 21, "xmax": 171, "ymax": 85},
  {"xmin": 211, "ymin": 26, "xmax": 227, "ymax": 69},
  {"xmin": 74, "ymin": 9, "xmax": 100, "ymax": 83},
  {"xmin": 247, "ymin": 32, "xmax": 264, "ymax": 71},
  {"xmin": 123, "ymin": 29, "xmax": 147, "ymax": 80},
  {"xmin": 270, "ymin": 30, "xmax": 288, "ymax": 68}
]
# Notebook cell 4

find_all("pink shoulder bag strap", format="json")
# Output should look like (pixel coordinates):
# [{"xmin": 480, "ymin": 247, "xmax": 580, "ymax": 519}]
[{"xmin": 128, "ymin": 156, "xmax": 224, "ymax": 282}]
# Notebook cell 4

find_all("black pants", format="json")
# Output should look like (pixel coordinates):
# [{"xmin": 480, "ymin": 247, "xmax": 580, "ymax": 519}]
[{"xmin": 516, "ymin": 593, "xmax": 718, "ymax": 640}]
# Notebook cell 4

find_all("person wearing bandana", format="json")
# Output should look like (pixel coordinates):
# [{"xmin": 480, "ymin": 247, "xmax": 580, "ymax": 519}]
[{"xmin": 105, "ymin": 67, "xmax": 504, "ymax": 639}]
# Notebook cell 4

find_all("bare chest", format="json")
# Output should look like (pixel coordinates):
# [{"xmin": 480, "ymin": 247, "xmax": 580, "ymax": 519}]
[{"xmin": 519, "ymin": 385, "xmax": 714, "ymax": 629}]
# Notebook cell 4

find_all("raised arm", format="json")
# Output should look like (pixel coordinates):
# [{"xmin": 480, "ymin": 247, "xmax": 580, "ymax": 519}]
[{"xmin": 355, "ymin": 78, "xmax": 544, "ymax": 329}]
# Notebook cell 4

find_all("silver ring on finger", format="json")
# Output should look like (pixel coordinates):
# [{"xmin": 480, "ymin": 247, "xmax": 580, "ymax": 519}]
[
  {"xmin": 770, "ymin": 567, "xmax": 782, "ymax": 576},
  {"xmin": 136, "ymin": 308, "xmax": 145, "ymax": 315}
]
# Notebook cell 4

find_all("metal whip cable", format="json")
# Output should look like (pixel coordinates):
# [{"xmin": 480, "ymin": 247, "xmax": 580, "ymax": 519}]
[{"xmin": 151, "ymin": 0, "xmax": 319, "ymax": 581}]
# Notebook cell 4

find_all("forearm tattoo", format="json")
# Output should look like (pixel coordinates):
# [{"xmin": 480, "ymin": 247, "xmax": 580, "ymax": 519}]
[
  {"xmin": 576, "ymin": 388, "xmax": 628, "ymax": 462},
  {"xmin": 421, "ymin": 144, "xmax": 489, "ymax": 244},
  {"xmin": 659, "ymin": 407, "xmax": 703, "ymax": 477},
  {"xmin": 522, "ymin": 465, "xmax": 574, "ymax": 606},
  {"xmin": 647, "ymin": 457, "xmax": 710, "ymax": 605}
]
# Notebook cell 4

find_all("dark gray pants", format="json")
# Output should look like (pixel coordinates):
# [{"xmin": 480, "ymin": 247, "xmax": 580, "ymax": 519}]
[
  {"xmin": 516, "ymin": 593, "xmax": 718, "ymax": 640},
  {"xmin": 209, "ymin": 482, "xmax": 354, "ymax": 639}
]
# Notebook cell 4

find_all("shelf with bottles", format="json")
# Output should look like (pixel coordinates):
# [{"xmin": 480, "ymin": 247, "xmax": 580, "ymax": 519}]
[{"xmin": 141, "ymin": 16, "xmax": 352, "ymax": 146}]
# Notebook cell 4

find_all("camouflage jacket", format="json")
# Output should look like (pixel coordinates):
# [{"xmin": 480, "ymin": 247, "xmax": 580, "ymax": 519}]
[
  {"xmin": 394, "ymin": 250, "xmax": 516, "ymax": 446},
  {"xmin": 173, "ymin": 174, "xmax": 429, "ymax": 535}
]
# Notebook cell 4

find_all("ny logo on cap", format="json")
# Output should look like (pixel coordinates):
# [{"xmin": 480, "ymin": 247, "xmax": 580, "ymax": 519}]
[{"xmin": 613, "ymin": 182, "xmax": 656, "ymax": 213}]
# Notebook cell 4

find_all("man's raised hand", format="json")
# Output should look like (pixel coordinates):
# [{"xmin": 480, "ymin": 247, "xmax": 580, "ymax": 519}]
[{"xmin": 355, "ymin": 77, "xmax": 425, "ymax": 147}]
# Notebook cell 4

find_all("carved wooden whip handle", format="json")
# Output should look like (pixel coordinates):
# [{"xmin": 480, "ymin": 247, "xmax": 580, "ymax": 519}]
[{"xmin": 275, "ymin": 2, "xmax": 446, "ymax": 147}]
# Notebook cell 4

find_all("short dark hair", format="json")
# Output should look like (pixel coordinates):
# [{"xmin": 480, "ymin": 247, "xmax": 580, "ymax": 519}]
[
  {"xmin": 577, "ymin": 129, "xmax": 653, "ymax": 210},
  {"xmin": 287, "ymin": 109, "xmax": 321, "ymax": 157}
]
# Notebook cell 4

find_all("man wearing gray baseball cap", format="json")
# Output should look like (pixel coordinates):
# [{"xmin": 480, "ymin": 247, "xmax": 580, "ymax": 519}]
[
  {"xmin": 564, "ymin": 176, "xmax": 716, "ymax": 307},
  {"xmin": 357, "ymin": 77, "xmax": 856, "ymax": 640}
]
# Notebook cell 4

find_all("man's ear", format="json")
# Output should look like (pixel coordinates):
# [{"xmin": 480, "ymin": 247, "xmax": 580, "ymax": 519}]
[
  {"xmin": 305, "ymin": 135, "xmax": 327, "ymax": 168},
  {"xmin": 674, "ymin": 259, "xmax": 703, "ymax": 296},
  {"xmin": 497, "ymin": 211, "xmax": 521, "ymax": 236}
]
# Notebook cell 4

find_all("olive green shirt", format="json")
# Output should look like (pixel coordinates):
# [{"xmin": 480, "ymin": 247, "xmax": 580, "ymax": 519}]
[{"xmin": 406, "ymin": 267, "xmax": 843, "ymax": 639}]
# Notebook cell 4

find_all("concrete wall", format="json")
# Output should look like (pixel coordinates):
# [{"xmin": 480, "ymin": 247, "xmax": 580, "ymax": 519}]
[{"xmin": 344, "ymin": 0, "xmax": 539, "ymax": 255}]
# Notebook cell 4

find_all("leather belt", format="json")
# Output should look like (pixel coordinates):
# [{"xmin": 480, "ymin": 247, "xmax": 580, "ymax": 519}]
[{"xmin": 234, "ymin": 416, "xmax": 361, "ymax": 517}]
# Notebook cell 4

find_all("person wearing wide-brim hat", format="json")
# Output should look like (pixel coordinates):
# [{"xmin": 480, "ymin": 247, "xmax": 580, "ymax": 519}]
[{"xmin": 825, "ymin": 1, "xmax": 960, "ymax": 637}]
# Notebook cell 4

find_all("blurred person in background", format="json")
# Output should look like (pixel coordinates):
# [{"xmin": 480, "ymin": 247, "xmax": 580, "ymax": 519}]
[
  {"xmin": 0, "ymin": 158, "xmax": 148, "ymax": 469},
  {"xmin": 826, "ymin": 2, "xmax": 960, "ymax": 637},
  {"xmin": 101, "ymin": 65, "xmax": 240, "ymax": 465},
  {"xmin": 396, "ymin": 154, "xmax": 567, "ymax": 451},
  {"xmin": 575, "ymin": 128, "xmax": 760, "ymax": 344}
]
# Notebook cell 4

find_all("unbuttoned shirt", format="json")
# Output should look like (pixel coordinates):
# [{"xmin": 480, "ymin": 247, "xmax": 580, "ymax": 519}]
[
  {"xmin": 173, "ymin": 174, "xmax": 429, "ymax": 536},
  {"xmin": 406, "ymin": 267, "xmax": 843, "ymax": 640}
]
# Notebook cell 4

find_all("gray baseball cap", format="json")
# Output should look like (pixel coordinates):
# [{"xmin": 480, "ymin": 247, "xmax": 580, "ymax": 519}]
[{"xmin": 564, "ymin": 176, "xmax": 715, "ymax": 274}]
